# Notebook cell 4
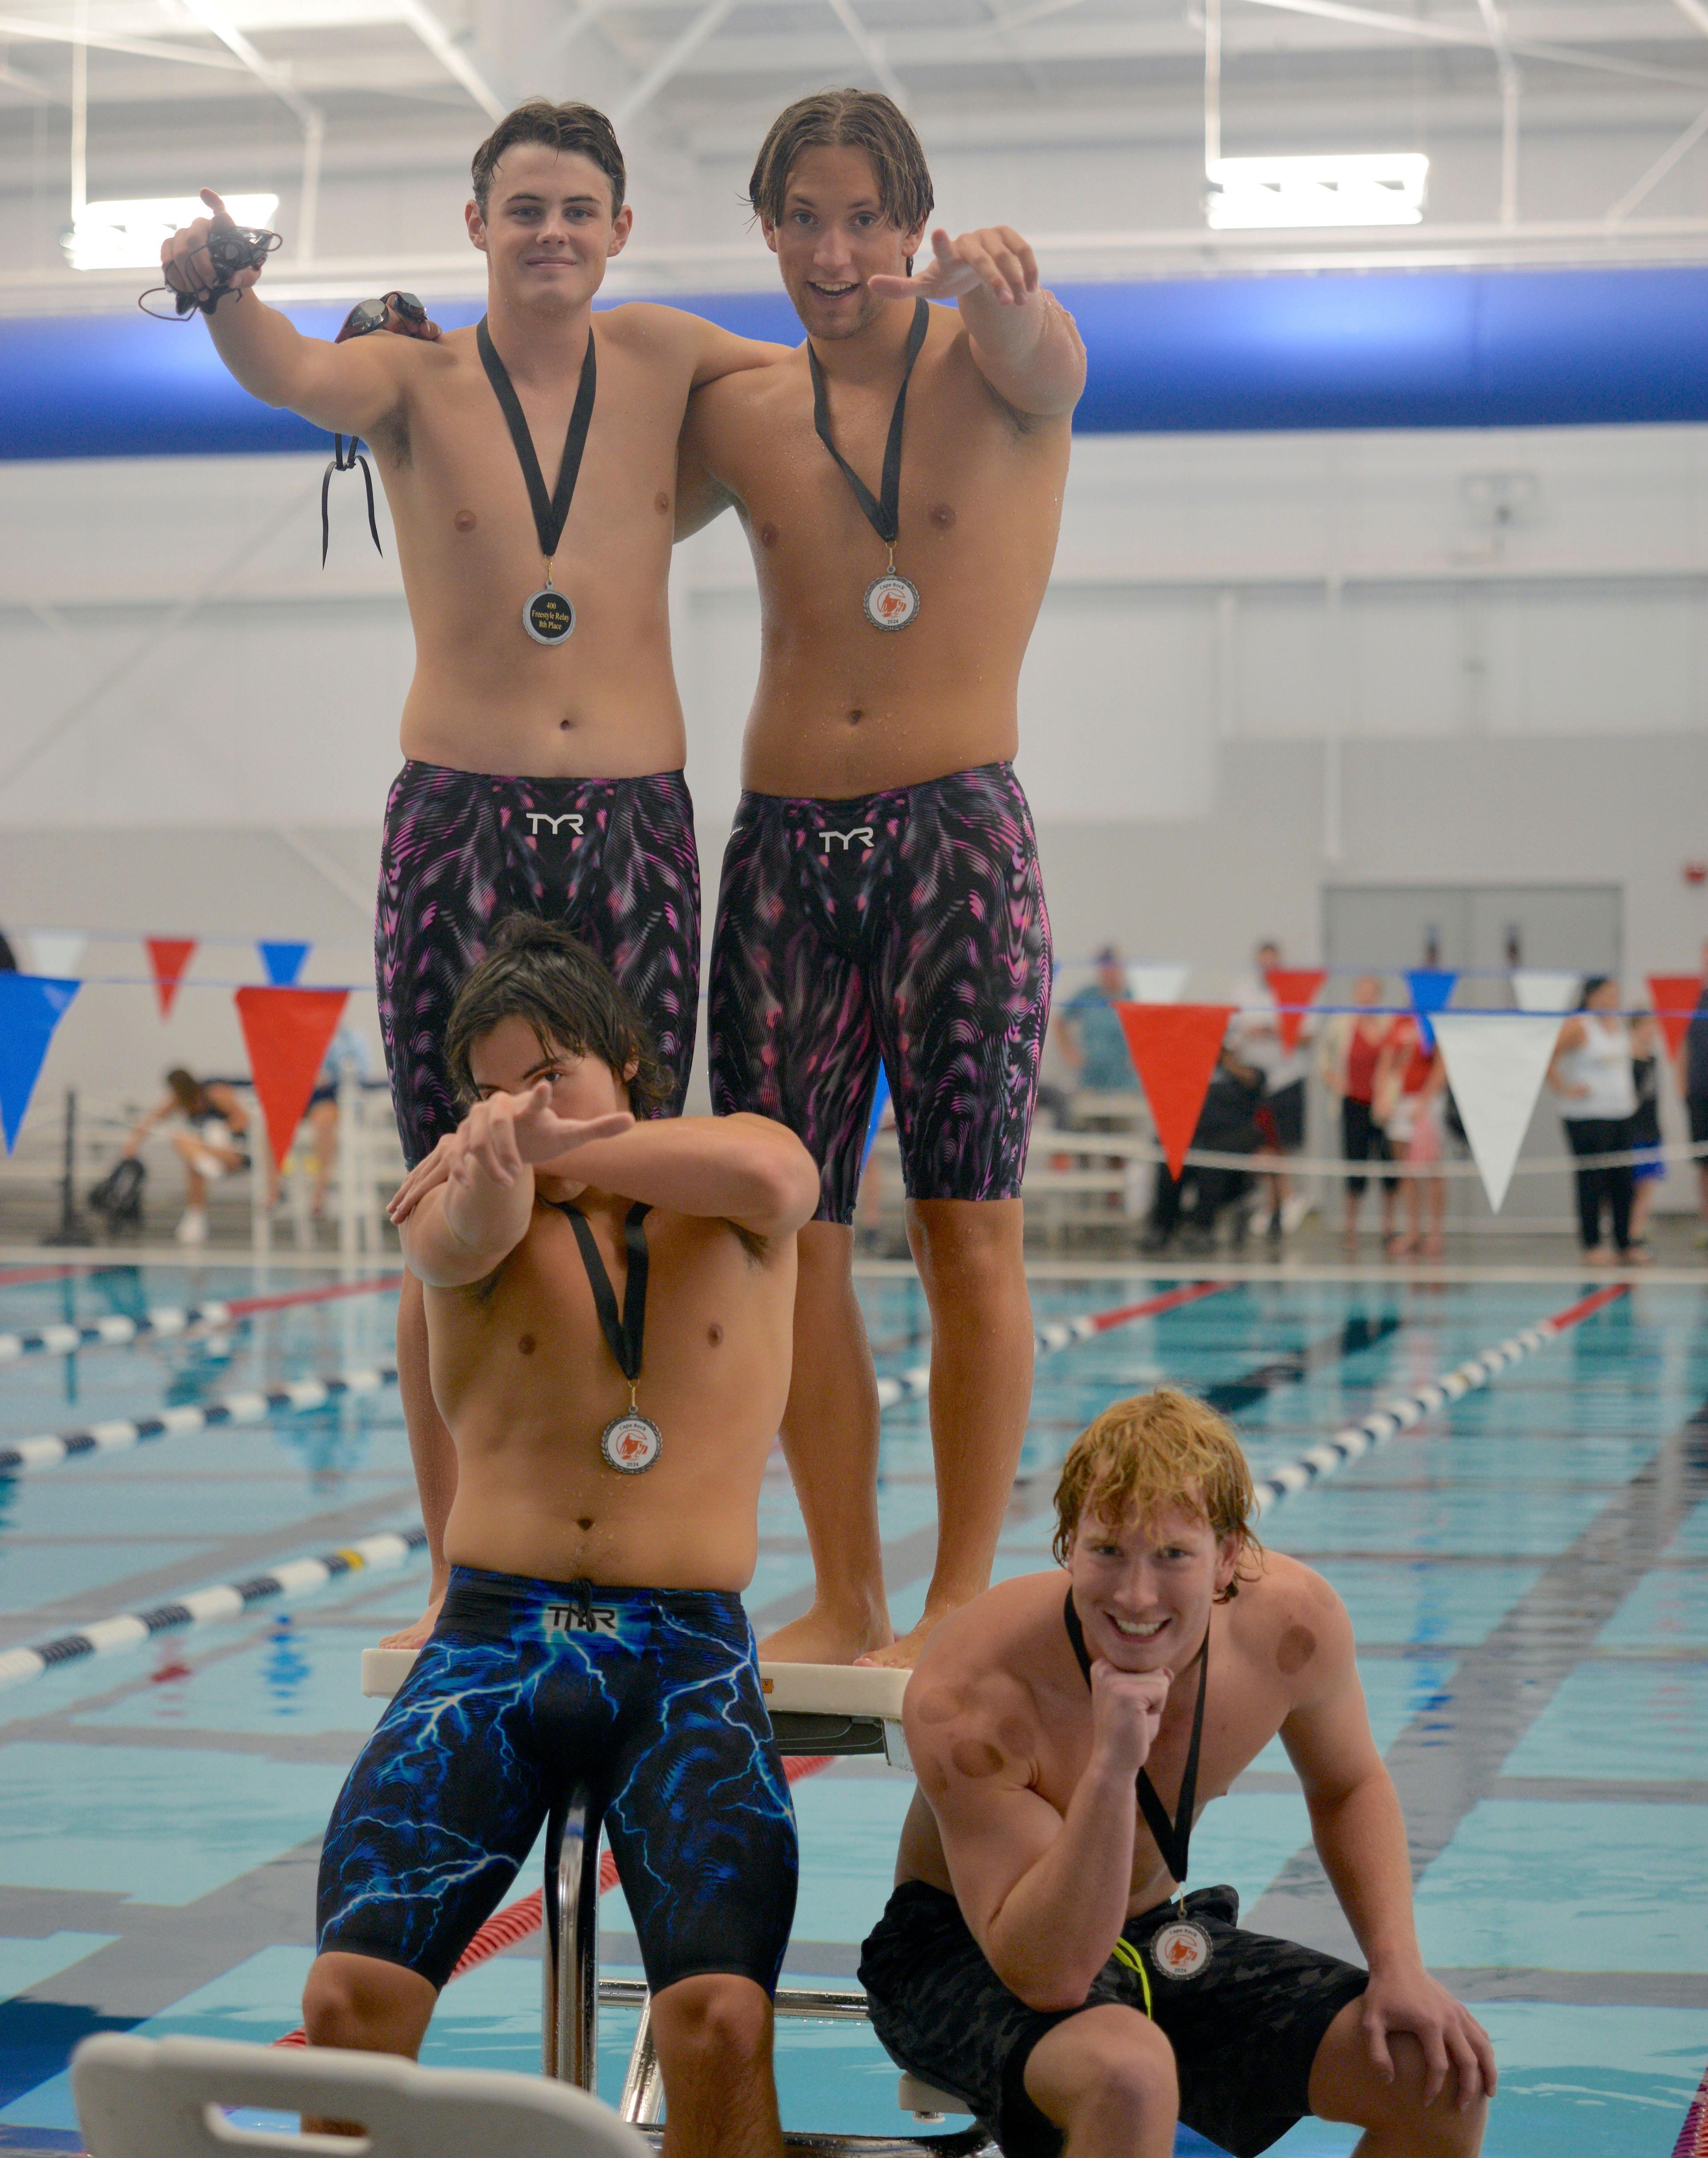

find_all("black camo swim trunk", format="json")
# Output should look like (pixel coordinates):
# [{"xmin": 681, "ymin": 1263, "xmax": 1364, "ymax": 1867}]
[
  {"xmin": 859, "ymin": 1881, "xmax": 1368, "ymax": 2158},
  {"xmin": 707, "ymin": 761, "xmax": 1051, "ymax": 1223},
  {"xmin": 375, "ymin": 760, "xmax": 700, "ymax": 1163}
]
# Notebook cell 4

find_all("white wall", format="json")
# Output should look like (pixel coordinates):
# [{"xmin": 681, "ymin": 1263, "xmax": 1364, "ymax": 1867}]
[{"xmin": 4, "ymin": 420, "xmax": 1706, "ymax": 1122}]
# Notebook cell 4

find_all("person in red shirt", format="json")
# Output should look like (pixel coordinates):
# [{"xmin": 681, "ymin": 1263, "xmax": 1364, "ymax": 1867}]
[
  {"xmin": 1375, "ymin": 1020, "xmax": 1447, "ymax": 1259},
  {"xmin": 1317, "ymin": 977, "xmax": 1403, "ymax": 1254}
]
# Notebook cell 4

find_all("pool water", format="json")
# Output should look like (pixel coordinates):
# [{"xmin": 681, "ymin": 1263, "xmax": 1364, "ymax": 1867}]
[{"xmin": 0, "ymin": 1260, "xmax": 1700, "ymax": 2156}]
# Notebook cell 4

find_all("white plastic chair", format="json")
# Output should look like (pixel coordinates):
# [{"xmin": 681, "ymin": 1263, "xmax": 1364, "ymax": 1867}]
[
  {"xmin": 360, "ymin": 1650, "xmax": 992, "ymax": 2152},
  {"xmin": 72, "ymin": 2031, "xmax": 646, "ymax": 2158}
]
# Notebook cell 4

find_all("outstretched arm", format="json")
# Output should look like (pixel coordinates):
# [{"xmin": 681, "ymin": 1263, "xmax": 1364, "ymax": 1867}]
[
  {"xmin": 401, "ymin": 1085, "xmax": 634, "ymax": 1289},
  {"xmin": 161, "ymin": 190, "xmax": 412, "ymax": 438},
  {"xmin": 545, "ymin": 1113, "xmax": 819, "ymax": 1242},
  {"xmin": 870, "ymin": 227, "xmax": 1085, "ymax": 420},
  {"xmin": 1282, "ymin": 1584, "xmax": 1497, "ymax": 2108}
]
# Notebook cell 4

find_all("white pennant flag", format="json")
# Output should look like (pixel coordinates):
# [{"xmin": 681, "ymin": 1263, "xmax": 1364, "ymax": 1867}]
[
  {"xmin": 28, "ymin": 930, "xmax": 86, "ymax": 980},
  {"xmin": 1432, "ymin": 1013, "xmax": 1563, "ymax": 1212},
  {"xmin": 1511, "ymin": 969, "xmax": 1579, "ymax": 1015},
  {"xmin": 1127, "ymin": 963, "xmax": 1190, "ymax": 1004}
]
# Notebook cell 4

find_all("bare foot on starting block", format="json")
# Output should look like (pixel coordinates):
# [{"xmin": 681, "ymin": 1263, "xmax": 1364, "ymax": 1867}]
[
  {"xmin": 378, "ymin": 1595, "xmax": 442, "ymax": 1653},
  {"xmin": 857, "ymin": 1611, "xmax": 954, "ymax": 1669},
  {"xmin": 759, "ymin": 1602, "xmax": 892, "ymax": 1666}
]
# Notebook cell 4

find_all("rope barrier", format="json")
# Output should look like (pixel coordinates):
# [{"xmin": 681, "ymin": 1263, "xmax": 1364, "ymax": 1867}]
[
  {"xmin": 874, "ymin": 1279, "xmax": 1228, "ymax": 1409},
  {"xmin": 0, "ymin": 1526, "xmax": 427, "ymax": 1693},
  {"xmin": 1251, "ymin": 1284, "xmax": 1628, "ymax": 1516},
  {"xmin": 0, "ymin": 1272, "xmax": 403, "ymax": 1366},
  {"xmin": 1034, "ymin": 1132, "xmax": 1706, "ymax": 1180},
  {"xmin": 0, "ymin": 1359, "xmax": 399, "ymax": 1476}
]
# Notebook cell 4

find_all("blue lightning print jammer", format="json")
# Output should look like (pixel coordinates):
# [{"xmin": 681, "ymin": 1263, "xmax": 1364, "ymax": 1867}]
[{"xmin": 316, "ymin": 1566, "xmax": 798, "ymax": 1994}]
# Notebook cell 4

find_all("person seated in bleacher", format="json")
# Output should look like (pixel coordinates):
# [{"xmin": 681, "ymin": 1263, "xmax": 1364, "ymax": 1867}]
[
  {"xmin": 861, "ymin": 1390, "xmax": 1494, "ymax": 2158},
  {"xmin": 301, "ymin": 917, "xmax": 820, "ymax": 2158},
  {"xmin": 1141, "ymin": 1044, "xmax": 1264, "ymax": 1254},
  {"xmin": 120, "ymin": 1067, "xmax": 257, "ymax": 1246}
]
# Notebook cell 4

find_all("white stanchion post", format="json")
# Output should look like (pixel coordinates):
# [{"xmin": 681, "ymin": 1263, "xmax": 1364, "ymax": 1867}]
[
  {"xmin": 338, "ymin": 1069, "xmax": 359, "ymax": 1267},
  {"xmin": 250, "ymin": 1109, "xmax": 270, "ymax": 1262}
]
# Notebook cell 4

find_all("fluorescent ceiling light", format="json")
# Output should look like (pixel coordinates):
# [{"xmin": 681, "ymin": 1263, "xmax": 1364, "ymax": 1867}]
[
  {"xmin": 63, "ymin": 194, "xmax": 279, "ymax": 271},
  {"xmin": 1206, "ymin": 155, "xmax": 1427, "ymax": 230}
]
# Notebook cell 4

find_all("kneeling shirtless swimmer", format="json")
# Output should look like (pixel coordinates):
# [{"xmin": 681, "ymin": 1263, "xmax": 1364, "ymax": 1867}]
[
  {"xmin": 860, "ymin": 1389, "xmax": 1494, "ymax": 2158},
  {"xmin": 302, "ymin": 916, "xmax": 821, "ymax": 2158}
]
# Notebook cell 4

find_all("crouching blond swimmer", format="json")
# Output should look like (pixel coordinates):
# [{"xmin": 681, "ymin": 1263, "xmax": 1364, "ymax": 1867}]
[
  {"xmin": 302, "ymin": 916, "xmax": 820, "ymax": 2158},
  {"xmin": 859, "ymin": 1390, "xmax": 1495, "ymax": 2158}
]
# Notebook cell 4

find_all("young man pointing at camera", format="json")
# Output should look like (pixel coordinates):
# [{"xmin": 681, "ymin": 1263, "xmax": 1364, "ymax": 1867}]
[{"xmin": 679, "ymin": 91, "xmax": 1087, "ymax": 1668}]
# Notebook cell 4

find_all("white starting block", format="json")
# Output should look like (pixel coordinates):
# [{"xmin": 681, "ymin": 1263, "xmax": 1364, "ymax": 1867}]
[{"xmin": 359, "ymin": 1646, "xmax": 987, "ymax": 2150}]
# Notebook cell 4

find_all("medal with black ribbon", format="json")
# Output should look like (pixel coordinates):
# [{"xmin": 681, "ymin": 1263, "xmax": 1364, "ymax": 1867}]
[
  {"xmin": 810, "ymin": 296, "xmax": 929, "ymax": 632},
  {"xmin": 478, "ymin": 314, "xmax": 597, "ymax": 646},
  {"xmin": 1063, "ymin": 1589, "xmax": 1215, "ymax": 1978},
  {"xmin": 554, "ymin": 1199, "xmax": 662, "ymax": 1473}
]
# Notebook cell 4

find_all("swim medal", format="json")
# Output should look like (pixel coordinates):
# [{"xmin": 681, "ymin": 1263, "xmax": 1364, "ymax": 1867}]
[
  {"xmin": 810, "ymin": 297, "xmax": 929, "ymax": 633},
  {"xmin": 864, "ymin": 570, "xmax": 920, "ymax": 632},
  {"xmin": 600, "ymin": 1410, "xmax": 663, "ymax": 1475},
  {"xmin": 554, "ymin": 1198, "xmax": 663, "ymax": 1476},
  {"xmin": 478, "ymin": 314, "xmax": 596, "ymax": 643},
  {"xmin": 524, "ymin": 583, "xmax": 575, "ymax": 645},
  {"xmin": 1150, "ymin": 1919, "xmax": 1213, "ymax": 1980}
]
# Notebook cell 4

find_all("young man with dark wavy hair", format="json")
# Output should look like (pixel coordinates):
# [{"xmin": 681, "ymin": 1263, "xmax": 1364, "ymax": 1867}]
[
  {"xmin": 161, "ymin": 101, "xmax": 788, "ymax": 1652},
  {"xmin": 860, "ymin": 1390, "xmax": 1495, "ymax": 2158},
  {"xmin": 678, "ymin": 88, "xmax": 1088, "ymax": 1670},
  {"xmin": 306, "ymin": 917, "xmax": 820, "ymax": 2158}
]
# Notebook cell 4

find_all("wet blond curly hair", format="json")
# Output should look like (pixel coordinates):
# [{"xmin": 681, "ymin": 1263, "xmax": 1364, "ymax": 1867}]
[{"xmin": 1051, "ymin": 1388, "xmax": 1263, "ymax": 1597}]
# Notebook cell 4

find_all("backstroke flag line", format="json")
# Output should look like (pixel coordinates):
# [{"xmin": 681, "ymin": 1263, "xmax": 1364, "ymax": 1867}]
[
  {"xmin": 1511, "ymin": 969, "xmax": 1579, "ymax": 1015},
  {"xmin": 1432, "ymin": 1013, "xmax": 1563, "ymax": 1212},
  {"xmin": 234, "ymin": 988, "xmax": 349, "ymax": 1172},
  {"xmin": 1115, "ymin": 1003, "xmax": 1236, "ymax": 1178},
  {"xmin": 0, "ymin": 976, "xmax": 79, "ymax": 1153},
  {"xmin": 145, "ymin": 939, "xmax": 197, "ymax": 1019}
]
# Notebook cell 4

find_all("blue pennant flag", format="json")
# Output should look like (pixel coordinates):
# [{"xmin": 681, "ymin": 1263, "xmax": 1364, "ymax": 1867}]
[
  {"xmin": 862, "ymin": 1064, "xmax": 891, "ymax": 1170},
  {"xmin": 259, "ymin": 941, "xmax": 310, "ymax": 987},
  {"xmin": 0, "ymin": 975, "xmax": 79, "ymax": 1152},
  {"xmin": 1406, "ymin": 968, "xmax": 1458, "ymax": 1051}
]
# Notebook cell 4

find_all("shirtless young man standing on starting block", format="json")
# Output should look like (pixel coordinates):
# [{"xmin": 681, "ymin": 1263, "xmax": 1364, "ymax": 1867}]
[
  {"xmin": 677, "ymin": 90, "xmax": 1087, "ymax": 1668},
  {"xmin": 160, "ymin": 101, "xmax": 786, "ymax": 1650},
  {"xmin": 303, "ymin": 916, "xmax": 819, "ymax": 2158},
  {"xmin": 861, "ymin": 1390, "xmax": 1494, "ymax": 2158}
]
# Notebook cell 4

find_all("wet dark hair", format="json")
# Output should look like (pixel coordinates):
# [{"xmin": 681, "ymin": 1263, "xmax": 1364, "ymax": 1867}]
[
  {"xmin": 166, "ymin": 1068, "xmax": 209, "ymax": 1117},
  {"xmin": 748, "ymin": 89, "xmax": 934, "ymax": 242},
  {"xmin": 472, "ymin": 100, "xmax": 626, "ymax": 219},
  {"xmin": 443, "ymin": 917, "xmax": 670, "ymax": 1117}
]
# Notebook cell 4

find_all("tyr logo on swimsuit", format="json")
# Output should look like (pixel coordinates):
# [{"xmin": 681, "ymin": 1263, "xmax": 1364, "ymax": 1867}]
[
  {"xmin": 818, "ymin": 827, "xmax": 875, "ymax": 854},
  {"xmin": 527, "ymin": 812, "xmax": 585, "ymax": 837},
  {"xmin": 544, "ymin": 1599, "xmax": 618, "ymax": 1638}
]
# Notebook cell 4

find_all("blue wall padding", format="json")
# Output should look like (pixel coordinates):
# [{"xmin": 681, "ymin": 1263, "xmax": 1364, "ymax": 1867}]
[{"xmin": 8, "ymin": 265, "xmax": 1708, "ymax": 460}]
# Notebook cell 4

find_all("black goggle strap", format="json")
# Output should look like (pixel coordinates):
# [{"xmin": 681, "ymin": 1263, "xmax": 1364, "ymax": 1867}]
[
  {"xmin": 1062, "ymin": 1588, "xmax": 1208, "ymax": 1893},
  {"xmin": 321, "ymin": 436, "xmax": 381, "ymax": 566},
  {"xmin": 556, "ymin": 1200, "xmax": 652, "ymax": 1400}
]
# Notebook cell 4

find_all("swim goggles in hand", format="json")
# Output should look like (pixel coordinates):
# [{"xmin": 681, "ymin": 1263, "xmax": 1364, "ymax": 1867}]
[
  {"xmin": 335, "ymin": 291, "xmax": 439, "ymax": 343},
  {"xmin": 139, "ymin": 226, "xmax": 282, "ymax": 320}
]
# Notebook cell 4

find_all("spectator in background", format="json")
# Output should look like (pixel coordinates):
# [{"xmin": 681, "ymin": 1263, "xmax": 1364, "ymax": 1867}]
[
  {"xmin": 1374, "ymin": 1016, "xmax": 1447, "ymax": 1261},
  {"xmin": 1629, "ymin": 1011, "xmax": 1663, "ymax": 1257},
  {"xmin": 123, "ymin": 1069, "xmax": 254, "ymax": 1246},
  {"xmin": 1678, "ymin": 948, "xmax": 1708, "ymax": 1248},
  {"xmin": 304, "ymin": 1022, "xmax": 374, "ymax": 1219},
  {"xmin": 0, "ymin": 930, "xmax": 16, "ymax": 972},
  {"xmin": 1054, "ymin": 946, "xmax": 1139, "ymax": 1096},
  {"xmin": 1142, "ymin": 1042, "xmax": 1264, "ymax": 1254},
  {"xmin": 1230, "ymin": 937, "xmax": 1313, "ymax": 1244},
  {"xmin": 1317, "ymin": 974, "xmax": 1402, "ymax": 1254},
  {"xmin": 1547, "ymin": 977, "xmax": 1642, "ymax": 1267}
]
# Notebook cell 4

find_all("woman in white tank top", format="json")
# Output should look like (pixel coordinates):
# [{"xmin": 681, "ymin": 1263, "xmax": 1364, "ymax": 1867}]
[{"xmin": 1547, "ymin": 979, "xmax": 1642, "ymax": 1262}]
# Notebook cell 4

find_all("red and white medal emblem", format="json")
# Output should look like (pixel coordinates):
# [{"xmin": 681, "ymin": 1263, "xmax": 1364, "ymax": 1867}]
[
  {"xmin": 600, "ymin": 1412, "xmax": 663, "ymax": 1475},
  {"xmin": 863, "ymin": 572, "xmax": 920, "ymax": 631},
  {"xmin": 1150, "ymin": 1919, "xmax": 1213, "ymax": 1980}
]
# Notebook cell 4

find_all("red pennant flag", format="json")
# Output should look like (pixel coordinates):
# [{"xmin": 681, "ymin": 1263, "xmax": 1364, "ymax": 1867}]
[
  {"xmin": 1648, "ymin": 975, "xmax": 1703, "ymax": 1060},
  {"xmin": 1263, "ymin": 968, "xmax": 1327, "ymax": 1055},
  {"xmin": 145, "ymin": 938, "xmax": 197, "ymax": 1019},
  {"xmin": 1115, "ymin": 1003, "xmax": 1236, "ymax": 1178},
  {"xmin": 235, "ymin": 987, "xmax": 349, "ymax": 1171}
]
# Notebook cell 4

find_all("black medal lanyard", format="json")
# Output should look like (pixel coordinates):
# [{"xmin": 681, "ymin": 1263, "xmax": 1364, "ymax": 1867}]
[
  {"xmin": 478, "ymin": 315, "xmax": 598, "ymax": 617},
  {"xmin": 552, "ymin": 1199, "xmax": 652, "ymax": 1416},
  {"xmin": 810, "ymin": 296, "xmax": 929, "ymax": 587},
  {"xmin": 1063, "ymin": 1589, "xmax": 1207, "ymax": 1902}
]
